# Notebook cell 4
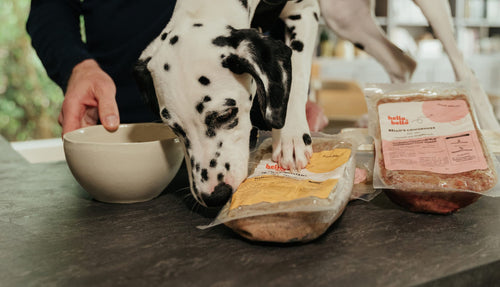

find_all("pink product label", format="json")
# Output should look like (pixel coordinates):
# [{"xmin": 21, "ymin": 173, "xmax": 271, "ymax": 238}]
[
  {"xmin": 421, "ymin": 100, "xmax": 469, "ymax": 123},
  {"xmin": 382, "ymin": 131, "xmax": 487, "ymax": 174}
]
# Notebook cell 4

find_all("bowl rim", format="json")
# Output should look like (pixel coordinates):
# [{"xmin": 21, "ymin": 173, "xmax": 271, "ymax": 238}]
[{"xmin": 63, "ymin": 123, "xmax": 180, "ymax": 146}]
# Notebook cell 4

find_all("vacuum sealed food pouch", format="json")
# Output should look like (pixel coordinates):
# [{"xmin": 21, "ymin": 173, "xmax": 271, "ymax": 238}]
[
  {"xmin": 365, "ymin": 82, "xmax": 500, "ymax": 214},
  {"xmin": 199, "ymin": 133, "xmax": 359, "ymax": 243}
]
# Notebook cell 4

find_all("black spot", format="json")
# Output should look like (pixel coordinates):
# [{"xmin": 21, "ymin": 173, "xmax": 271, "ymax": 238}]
[
  {"xmin": 184, "ymin": 137, "xmax": 191, "ymax": 149},
  {"xmin": 288, "ymin": 15, "xmax": 301, "ymax": 20},
  {"xmin": 196, "ymin": 102, "xmax": 204, "ymax": 114},
  {"xmin": 303, "ymin": 133, "xmax": 312, "ymax": 145},
  {"xmin": 225, "ymin": 163, "xmax": 230, "ymax": 171},
  {"xmin": 206, "ymin": 129, "xmax": 216, "ymax": 138},
  {"xmin": 249, "ymin": 94, "xmax": 252, "ymax": 101},
  {"xmin": 226, "ymin": 118, "xmax": 238, "ymax": 129},
  {"xmin": 217, "ymin": 173, "xmax": 224, "ymax": 182},
  {"xmin": 220, "ymin": 54, "xmax": 225, "ymax": 59},
  {"xmin": 354, "ymin": 42, "xmax": 365, "ymax": 50},
  {"xmin": 224, "ymin": 98, "xmax": 236, "ymax": 106},
  {"xmin": 218, "ymin": 142, "xmax": 223, "ymax": 148},
  {"xmin": 171, "ymin": 123, "xmax": 186, "ymax": 138},
  {"xmin": 215, "ymin": 152, "xmax": 220, "ymax": 158},
  {"xmin": 199, "ymin": 76, "xmax": 210, "ymax": 85},
  {"xmin": 164, "ymin": 63, "xmax": 170, "ymax": 71},
  {"xmin": 201, "ymin": 169, "xmax": 208, "ymax": 181},
  {"xmin": 190, "ymin": 157, "xmax": 194, "ymax": 167},
  {"xmin": 291, "ymin": 40, "xmax": 304, "ymax": 52},
  {"xmin": 210, "ymin": 159, "xmax": 217, "ymax": 168},
  {"xmin": 196, "ymin": 163, "xmax": 200, "ymax": 172},
  {"xmin": 161, "ymin": 108, "xmax": 171, "ymax": 120},
  {"xmin": 193, "ymin": 23, "xmax": 203, "ymax": 27},
  {"xmin": 239, "ymin": 0, "xmax": 248, "ymax": 9},
  {"xmin": 170, "ymin": 35, "xmax": 179, "ymax": 45},
  {"xmin": 161, "ymin": 32, "xmax": 168, "ymax": 40},
  {"xmin": 203, "ymin": 96, "xmax": 212, "ymax": 102},
  {"xmin": 313, "ymin": 12, "xmax": 319, "ymax": 21}
]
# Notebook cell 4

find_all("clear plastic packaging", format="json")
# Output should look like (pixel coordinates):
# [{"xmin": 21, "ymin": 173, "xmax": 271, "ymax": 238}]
[
  {"xmin": 364, "ymin": 82, "xmax": 500, "ymax": 213},
  {"xmin": 199, "ymin": 132, "xmax": 362, "ymax": 243}
]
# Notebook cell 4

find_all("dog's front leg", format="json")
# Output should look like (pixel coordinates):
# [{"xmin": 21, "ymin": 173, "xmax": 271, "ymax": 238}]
[
  {"xmin": 413, "ymin": 0, "xmax": 500, "ymax": 132},
  {"xmin": 319, "ymin": 0, "xmax": 416, "ymax": 83},
  {"xmin": 271, "ymin": 0, "xmax": 320, "ymax": 170}
]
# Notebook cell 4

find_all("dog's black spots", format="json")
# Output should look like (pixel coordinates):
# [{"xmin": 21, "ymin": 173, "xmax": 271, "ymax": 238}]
[
  {"xmin": 313, "ymin": 12, "xmax": 319, "ymax": 21},
  {"xmin": 184, "ymin": 137, "xmax": 191, "ymax": 149},
  {"xmin": 225, "ymin": 163, "xmax": 230, "ymax": 171},
  {"xmin": 171, "ymin": 123, "xmax": 187, "ymax": 138},
  {"xmin": 203, "ymin": 95, "xmax": 212, "ymax": 102},
  {"xmin": 210, "ymin": 159, "xmax": 217, "ymax": 168},
  {"xmin": 201, "ymin": 169, "xmax": 208, "ymax": 181},
  {"xmin": 291, "ymin": 40, "xmax": 304, "ymax": 52},
  {"xmin": 163, "ymin": 63, "xmax": 170, "ymax": 71},
  {"xmin": 224, "ymin": 98, "xmax": 236, "ymax": 106},
  {"xmin": 215, "ymin": 152, "xmax": 220, "ymax": 158},
  {"xmin": 170, "ymin": 35, "xmax": 179, "ymax": 45},
  {"xmin": 296, "ymin": 0, "xmax": 303, "ymax": 3},
  {"xmin": 249, "ymin": 93, "xmax": 252, "ymax": 101},
  {"xmin": 221, "ymin": 54, "xmax": 225, "ymax": 59},
  {"xmin": 217, "ymin": 173, "xmax": 224, "ymax": 182},
  {"xmin": 227, "ymin": 118, "xmax": 238, "ymax": 129},
  {"xmin": 190, "ymin": 157, "xmax": 195, "ymax": 168},
  {"xmin": 239, "ymin": 0, "xmax": 248, "ymax": 9},
  {"xmin": 218, "ymin": 141, "xmax": 223, "ymax": 148},
  {"xmin": 193, "ymin": 23, "xmax": 203, "ymax": 27},
  {"xmin": 196, "ymin": 163, "xmax": 200, "ymax": 172},
  {"xmin": 199, "ymin": 76, "xmax": 210, "ymax": 86},
  {"xmin": 161, "ymin": 32, "xmax": 168, "ymax": 41},
  {"xmin": 206, "ymin": 129, "xmax": 216, "ymax": 138},
  {"xmin": 303, "ymin": 133, "xmax": 312, "ymax": 146},
  {"xmin": 288, "ymin": 14, "xmax": 302, "ymax": 20},
  {"xmin": 161, "ymin": 108, "xmax": 171, "ymax": 120},
  {"xmin": 287, "ymin": 26, "xmax": 297, "ymax": 40},
  {"xmin": 196, "ymin": 102, "xmax": 204, "ymax": 114},
  {"xmin": 354, "ymin": 42, "xmax": 365, "ymax": 50}
]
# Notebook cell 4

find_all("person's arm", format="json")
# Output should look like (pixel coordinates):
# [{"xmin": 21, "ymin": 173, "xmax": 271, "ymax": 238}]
[
  {"xmin": 27, "ymin": 0, "xmax": 119, "ymax": 134},
  {"xmin": 27, "ymin": 0, "xmax": 90, "ymax": 91}
]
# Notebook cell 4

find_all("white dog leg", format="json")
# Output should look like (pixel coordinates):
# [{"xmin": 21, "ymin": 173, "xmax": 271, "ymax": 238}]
[
  {"xmin": 413, "ymin": 0, "xmax": 500, "ymax": 131},
  {"xmin": 319, "ymin": 0, "xmax": 417, "ymax": 83},
  {"xmin": 271, "ymin": 0, "xmax": 320, "ymax": 170}
]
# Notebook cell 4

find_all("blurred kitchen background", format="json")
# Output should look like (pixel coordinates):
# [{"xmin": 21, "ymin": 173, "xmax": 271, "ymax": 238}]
[{"xmin": 1, "ymin": 0, "xmax": 500, "ymax": 143}]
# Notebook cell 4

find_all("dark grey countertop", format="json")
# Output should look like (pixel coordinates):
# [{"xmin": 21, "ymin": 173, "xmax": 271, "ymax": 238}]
[{"xmin": 1, "ymin": 135, "xmax": 500, "ymax": 287}]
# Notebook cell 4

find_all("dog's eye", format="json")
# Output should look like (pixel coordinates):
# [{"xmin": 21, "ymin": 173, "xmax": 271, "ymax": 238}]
[{"xmin": 216, "ymin": 108, "xmax": 238, "ymax": 124}]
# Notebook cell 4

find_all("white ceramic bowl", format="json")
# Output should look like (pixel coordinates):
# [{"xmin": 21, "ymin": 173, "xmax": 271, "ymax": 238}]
[{"xmin": 63, "ymin": 123, "xmax": 184, "ymax": 203}]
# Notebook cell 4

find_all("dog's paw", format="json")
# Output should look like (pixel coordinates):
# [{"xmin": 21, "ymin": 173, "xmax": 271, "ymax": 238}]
[{"xmin": 271, "ymin": 129, "xmax": 313, "ymax": 171}]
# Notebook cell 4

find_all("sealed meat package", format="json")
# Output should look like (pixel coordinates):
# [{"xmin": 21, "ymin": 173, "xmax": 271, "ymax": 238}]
[
  {"xmin": 365, "ymin": 82, "xmax": 500, "ymax": 214},
  {"xmin": 199, "ymin": 133, "xmax": 361, "ymax": 243}
]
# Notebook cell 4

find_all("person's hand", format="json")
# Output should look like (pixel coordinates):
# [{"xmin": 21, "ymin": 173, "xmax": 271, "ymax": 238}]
[{"xmin": 59, "ymin": 59, "xmax": 120, "ymax": 135}]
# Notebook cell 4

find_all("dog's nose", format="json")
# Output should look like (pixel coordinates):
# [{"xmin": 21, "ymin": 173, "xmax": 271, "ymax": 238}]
[{"xmin": 202, "ymin": 183, "xmax": 233, "ymax": 207}]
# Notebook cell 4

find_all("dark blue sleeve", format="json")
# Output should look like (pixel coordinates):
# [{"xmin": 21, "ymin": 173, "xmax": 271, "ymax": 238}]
[{"xmin": 26, "ymin": 0, "xmax": 93, "ymax": 91}]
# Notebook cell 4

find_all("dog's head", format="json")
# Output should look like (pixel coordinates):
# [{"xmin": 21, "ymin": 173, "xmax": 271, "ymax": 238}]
[{"xmin": 134, "ymin": 24, "xmax": 292, "ymax": 207}]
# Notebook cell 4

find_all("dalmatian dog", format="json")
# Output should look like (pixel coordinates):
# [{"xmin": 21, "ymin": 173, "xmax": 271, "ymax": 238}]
[
  {"xmin": 135, "ymin": 0, "xmax": 500, "ymax": 208},
  {"xmin": 134, "ymin": 0, "xmax": 320, "ymax": 207}
]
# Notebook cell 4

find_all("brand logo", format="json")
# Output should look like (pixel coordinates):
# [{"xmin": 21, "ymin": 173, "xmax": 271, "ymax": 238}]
[
  {"xmin": 388, "ymin": 115, "xmax": 409, "ymax": 125},
  {"xmin": 265, "ymin": 163, "xmax": 287, "ymax": 172}
]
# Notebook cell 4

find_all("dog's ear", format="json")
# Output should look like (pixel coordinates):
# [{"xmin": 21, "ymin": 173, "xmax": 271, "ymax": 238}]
[
  {"xmin": 216, "ymin": 28, "xmax": 292, "ymax": 129},
  {"xmin": 133, "ymin": 57, "xmax": 160, "ymax": 117}
]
